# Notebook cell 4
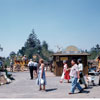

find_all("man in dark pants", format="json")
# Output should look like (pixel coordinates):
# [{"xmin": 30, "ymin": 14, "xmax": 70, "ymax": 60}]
[
  {"xmin": 28, "ymin": 59, "xmax": 34, "ymax": 80},
  {"xmin": 77, "ymin": 59, "xmax": 88, "ymax": 89}
]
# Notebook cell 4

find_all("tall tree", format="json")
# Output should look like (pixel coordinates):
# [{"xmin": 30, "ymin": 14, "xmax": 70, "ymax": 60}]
[
  {"xmin": 25, "ymin": 29, "xmax": 40, "ymax": 48},
  {"xmin": 42, "ymin": 41, "xmax": 48, "ymax": 50},
  {"xmin": 9, "ymin": 51, "xmax": 16, "ymax": 59},
  {"xmin": 18, "ymin": 47, "xmax": 26, "ymax": 56},
  {"xmin": 88, "ymin": 44, "xmax": 100, "ymax": 60},
  {"xmin": 17, "ymin": 29, "xmax": 54, "ymax": 60}
]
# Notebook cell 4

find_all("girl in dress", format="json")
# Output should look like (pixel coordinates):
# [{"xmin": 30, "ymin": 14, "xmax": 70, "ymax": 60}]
[{"xmin": 37, "ymin": 59, "xmax": 46, "ymax": 91}]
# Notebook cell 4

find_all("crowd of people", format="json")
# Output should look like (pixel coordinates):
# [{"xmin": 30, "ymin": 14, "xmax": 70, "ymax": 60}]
[
  {"xmin": 60, "ymin": 59, "xmax": 84, "ymax": 94},
  {"xmin": 59, "ymin": 57, "xmax": 100, "ymax": 94},
  {"xmin": 27, "ymin": 56, "xmax": 100, "ymax": 94},
  {"xmin": 27, "ymin": 58, "xmax": 87, "ymax": 94}
]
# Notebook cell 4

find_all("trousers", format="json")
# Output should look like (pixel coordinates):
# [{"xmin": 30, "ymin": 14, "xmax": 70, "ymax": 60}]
[
  {"xmin": 29, "ymin": 66, "xmax": 33, "ymax": 79},
  {"xmin": 71, "ymin": 77, "xmax": 83, "ymax": 93}
]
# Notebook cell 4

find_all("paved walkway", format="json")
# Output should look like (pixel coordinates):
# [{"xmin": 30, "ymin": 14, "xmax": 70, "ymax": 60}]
[{"xmin": 0, "ymin": 71, "xmax": 100, "ymax": 98}]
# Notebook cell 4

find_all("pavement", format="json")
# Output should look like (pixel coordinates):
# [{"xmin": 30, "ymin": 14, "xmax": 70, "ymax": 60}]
[{"xmin": 0, "ymin": 71, "xmax": 100, "ymax": 98}]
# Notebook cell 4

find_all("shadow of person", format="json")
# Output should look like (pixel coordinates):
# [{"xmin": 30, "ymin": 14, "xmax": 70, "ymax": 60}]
[
  {"xmin": 46, "ymin": 88, "xmax": 57, "ymax": 92},
  {"xmin": 91, "ymin": 84, "xmax": 100, "ymax": 87},
  {"xmin": 86, "ymin": 83, "xmax": 99, "ymax": 89},
  {"xmin": 74, "ymin": 90, "xmax": 90, "ymax": 94},
  {"xmin": 81, "ymin": 90, "xmax": 90, "ymax": 94},
  {"xmin": 84, "ymin": 86, "xmax": 93, "ymax": 89}
]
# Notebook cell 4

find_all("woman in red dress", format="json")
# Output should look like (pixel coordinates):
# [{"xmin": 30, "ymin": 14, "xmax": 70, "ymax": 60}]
[
  {"xmin": 60, "ymin": 60, "xmax": 70, "ymax": 83},
  {"xmin": 64, "ymin": 67, "xmax": 70, "ymax": 83}
]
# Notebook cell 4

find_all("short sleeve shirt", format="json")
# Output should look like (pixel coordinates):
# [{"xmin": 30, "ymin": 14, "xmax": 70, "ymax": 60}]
[
  {"xmin": 33, "ymin": 62, "xmax": 38, "ymax": 67},
  {"xmin": 69, "ymin": 64, "xmax": 79, "ymax": 78},
  {"xmin": 78, "ymin": 63, "xmax": 83, "ymax": 71},
  {"xmin": 28, "ymin": 61, "xmax": 34, "ymax": 67}
]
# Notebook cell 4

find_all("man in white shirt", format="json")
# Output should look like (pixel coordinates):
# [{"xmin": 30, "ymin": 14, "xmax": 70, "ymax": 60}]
[
  {"xmin": 69, "ymin": 59, "xmax": 83, "ymax": 94},
  {"xmin": 78, "ymin": 63, "xmax": 83, "ymax": 71},
  {"xmin": 28, "ymin": 59, "xmax": 34, "ymax": 80},
  {"xmin": 78, "ymin": 59, "xmax": 87, "ymax": 89}
]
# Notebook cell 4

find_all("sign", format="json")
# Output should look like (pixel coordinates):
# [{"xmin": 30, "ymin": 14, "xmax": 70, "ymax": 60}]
[
  {"xmin": 60, "ymin": 57, "xmax": 68, "ymax": 61},
  {"xmin": 33, "ymin": 55, "xmax": 37, "ymax": 59}
]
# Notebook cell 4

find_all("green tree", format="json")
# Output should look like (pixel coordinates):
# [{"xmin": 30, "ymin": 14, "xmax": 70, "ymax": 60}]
[
  {"xmin": 10, "ymin": 51, "xmax": 16, "ymax": 59},
  {"xmin": 42, "ymin": 41, "xmax": 48, "ymax": 50},
  {"xmin": 25, "ymin": 29, "xmax": 40, "ymax": 48},
  {"xmin": 18, "ymin": 47, "xmax": 26, "ymax": 56},
  {"xmin": 88, "ymin": 44, "xmax": 100, "ymax": 60},
  {"xmin": 17, "ymin": 29, "xmax": 54, "ymax": 61}
]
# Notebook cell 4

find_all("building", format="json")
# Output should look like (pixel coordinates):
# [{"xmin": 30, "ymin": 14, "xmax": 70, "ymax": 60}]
[{"xmin": 53, "ymin": 46, "xmax": 90, "ymax": 76}]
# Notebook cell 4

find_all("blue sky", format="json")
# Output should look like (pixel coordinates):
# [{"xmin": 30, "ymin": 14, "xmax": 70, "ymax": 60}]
[{"xmin": 0, "ymin": 0, "xmax": 100, "ymax": 57}]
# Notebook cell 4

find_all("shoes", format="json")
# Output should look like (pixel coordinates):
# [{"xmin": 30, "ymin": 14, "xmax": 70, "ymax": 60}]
[
  {"xmin": 39, "ymin": 89, "xmax": 46, "ymax": 92},
  {"xmin": 68, "ymin": 92, "xmax": 74, "ymax": 95},
  {"xmin": 42, "ymin": 90, "xmax": 46, "ymax": 92},
  {"xmin": 60, "ymin": 80, "xmax": 63, "ymax": 83},
  {"xmin": 39, "ymin": 89, "xmax": 42, "ymax": 91},
  {"xmin": 93, "ymin": 83, "xmax": 96, "ymax": 86},
  {"xmin": 68, "ymin": 81, "xmax": 71, "ymax": 83}
]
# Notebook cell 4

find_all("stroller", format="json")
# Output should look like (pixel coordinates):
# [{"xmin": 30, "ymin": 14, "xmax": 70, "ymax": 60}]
[{"xmin": 86, "ymin": 70, "xmax": 99, "ymax": 86}]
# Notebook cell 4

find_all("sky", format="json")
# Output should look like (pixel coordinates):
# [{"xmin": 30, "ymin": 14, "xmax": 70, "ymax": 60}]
[{"xmin": 0, "ymin": 0, "xmax": 100, "ymax": 57}]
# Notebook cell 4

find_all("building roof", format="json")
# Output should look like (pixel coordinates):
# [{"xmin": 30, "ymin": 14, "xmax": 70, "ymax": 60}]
[
  {"xmin": 53, "ymin": 45, "xmax": 90, "ymax": 56},
  {"xmin": 53, "ymin": 53, "xmax": 90, "ymax": 56}
]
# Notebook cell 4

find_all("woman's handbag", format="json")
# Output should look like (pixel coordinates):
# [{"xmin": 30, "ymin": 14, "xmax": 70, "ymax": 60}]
[{"xmin": 40, "ymin": 78, "xmax": 44, "ymax": 85}]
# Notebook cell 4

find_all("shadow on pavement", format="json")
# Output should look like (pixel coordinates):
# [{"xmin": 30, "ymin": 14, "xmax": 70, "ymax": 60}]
[
  {"xmin": 89, "ymin": 84, "xmax": 100, "ymax": 87},
  {"xmin": 74, "ymin": 90, "xmax": 90, "ymax": 94},
  {"xmin": 82, "ymin": 90, "xmax": 90, "ymax": 94},
  {"xmin": 86, "ymin": 84, "xmax": 100, "ymax": 89},
  {"xmin": 64, "ymin": 82, "xmax": 71, "ymax": 83},
  {"xmin": 46, "ymin": 88, "xmax": 57, "ymax": 92},
  {"xmin": 85, "ymin": 86, "xmax": 93, "ymax": 89}
]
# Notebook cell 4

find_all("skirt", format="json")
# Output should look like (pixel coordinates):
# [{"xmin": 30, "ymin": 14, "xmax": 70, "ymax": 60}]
[
  {"xmin": 64, "ymin": 70, "xmax": 70, "ymax": 80},
  {"xmin": 37, "ymin": 70, "xmax": 46, "ymax": 85}
]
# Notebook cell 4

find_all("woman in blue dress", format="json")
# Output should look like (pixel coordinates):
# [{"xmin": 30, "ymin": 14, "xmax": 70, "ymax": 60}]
[{"xmin": 37, "ymin": 59, "xmax": 46, "ymax": 91}]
